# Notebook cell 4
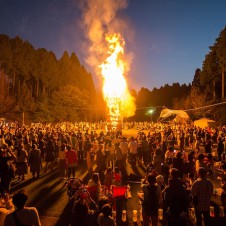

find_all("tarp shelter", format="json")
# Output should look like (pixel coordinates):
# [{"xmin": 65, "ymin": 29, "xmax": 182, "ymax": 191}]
[
  {"xmin": 194, "ymin": 118, "xmax": 215, "ymax": 129},
  {"xmin": 159, "ymin": 108, "xmax": 190, "ymax": 121}
]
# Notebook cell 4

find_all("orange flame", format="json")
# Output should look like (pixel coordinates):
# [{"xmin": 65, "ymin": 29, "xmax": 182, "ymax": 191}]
[{"xmin": 99, "ymin": 33, "xmax": 135, "ymax": 129}]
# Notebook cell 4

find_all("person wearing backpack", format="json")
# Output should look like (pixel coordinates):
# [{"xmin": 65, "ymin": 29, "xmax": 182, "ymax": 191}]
[{"xmin": 138, "ymin": 174, "xmax": 161, "ymax": 226}]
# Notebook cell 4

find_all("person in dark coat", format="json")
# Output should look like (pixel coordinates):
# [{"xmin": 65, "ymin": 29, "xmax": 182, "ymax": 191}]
[
  {"xmin": 163, "ymin": 168, "xmax": 188, "ymax": 226},
  {"xmin": 44, "ymin": 139, "xmax": 56, "ymax": 173},
  {"xmin": 29, "ymin": 144, "xmax": 42, "ymax": 178},
  {"xmin": 0, "ymin": 146, "xmax": 16, "ymax": 193},
  {"xmin": 204, "ymin": 139, "xmax": 212, "ymax": 154},
  {"xmin": 172, "ymin": 151, "xmax": 185, "ymax": 178},
  {"xmin": 96, "ymin": 144, "xmax": 106, "ymax": 183},
  {"xmin": 217, "ymin": 137, "xmax": 224, "ymax": 161}
]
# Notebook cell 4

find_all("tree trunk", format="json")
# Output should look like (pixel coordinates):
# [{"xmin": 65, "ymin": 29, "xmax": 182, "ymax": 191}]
[
  {"xmin": 22, "ymin": 111, "xmax": 25, "ymax": 125},
  {"xmin": 213, "ymin": 79, "xmax": 216, "ymax": 100},
  {"xmin": 36, "ymin": 79, "xmax": 39, "ymax": 97},
  {"xmin": 222, "ymin": 64, "xmax": 225, "ymax": 99},
  {"xmin": 13, "ymin": 74, "xmax": 16, "ymax": 95}
]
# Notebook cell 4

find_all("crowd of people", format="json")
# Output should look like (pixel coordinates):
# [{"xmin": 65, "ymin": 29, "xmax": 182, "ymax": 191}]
[{"xmin": 0, "ymin": 120, "xmax": 226, "ymax": 225}]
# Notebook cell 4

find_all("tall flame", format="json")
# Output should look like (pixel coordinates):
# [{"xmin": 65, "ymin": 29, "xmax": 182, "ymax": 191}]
[{"xmin": 99, "ymin": 33, "xmax": 135, "ymax": 129}]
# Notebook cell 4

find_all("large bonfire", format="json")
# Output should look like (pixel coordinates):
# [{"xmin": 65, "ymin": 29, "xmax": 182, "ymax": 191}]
[
  {"xmin": 99, "ymin": 33, "xmax": 134, "ymax": 130},
  {"xmin": 80, "ymin": 0, "xmax": 136, "ymax": 129}
]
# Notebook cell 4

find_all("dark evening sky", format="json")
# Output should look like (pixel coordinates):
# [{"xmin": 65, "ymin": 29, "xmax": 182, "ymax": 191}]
[{"xmin": 0, "ymin": 0, "xmax": 226, "ymax": 91}]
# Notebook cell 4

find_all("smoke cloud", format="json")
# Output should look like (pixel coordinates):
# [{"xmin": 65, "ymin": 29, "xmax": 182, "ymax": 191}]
[{"xmin": 79, "ymin": 0, "xmax": 129, "ymax": 72}]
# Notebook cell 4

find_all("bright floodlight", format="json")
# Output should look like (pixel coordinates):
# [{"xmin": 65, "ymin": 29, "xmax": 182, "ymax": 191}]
[{"xmin": 148, "ymin": 109, "xmax": 154, "ymax": 114}]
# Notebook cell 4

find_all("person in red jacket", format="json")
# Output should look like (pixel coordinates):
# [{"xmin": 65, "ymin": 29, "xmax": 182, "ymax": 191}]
[{"xmin": 66, "ymin": 145, "xmax": 78, "ymax": 178}]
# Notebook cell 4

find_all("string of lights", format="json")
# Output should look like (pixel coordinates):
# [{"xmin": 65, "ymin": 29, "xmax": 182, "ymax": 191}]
[
  {"xmin": 184, "ymin": 101, "xmax": 226, "ymax": 112},
  {"xmin": 52, "ymin": 101, "xmax": 226, "ymax": 112}
]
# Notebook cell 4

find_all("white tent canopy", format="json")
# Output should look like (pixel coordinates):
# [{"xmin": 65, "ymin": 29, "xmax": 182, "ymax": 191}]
[
  {"xmin": 159, "ymin": 108, "xmax": 190, "ymax": 121},
  {"xmin": 194, "ymin": 118, "xmax": 215, "ymax": 129}
]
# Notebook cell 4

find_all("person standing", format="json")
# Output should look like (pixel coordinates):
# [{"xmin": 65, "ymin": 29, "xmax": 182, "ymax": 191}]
[
  {"xmin": 195, "ymin": 154, "xmax": 209, "ymax": 176},
  {"xmin": 29, "ymin": 144, "xmax": 42, "ymax": 179},
  {"xmin": 44, "ymin": 139, "xmax": 56, "ymax": 173},
  {"xmin": 120, "ymin": 137, "xmax": 129, "ymax": 171},
  {"xmin": 87, "ymin": 172, "xmax": 101, "ymax": 204},
  {"xmin": 204, "ymin": 138, "xmax": 212, "ymax": 154},
  {"xmin": 4, "ymin": 190, "xmax": 41, "ymax": 226},
  {"xmin": 97, "ymin": 204, "xmax": 116, "ymax": 226},
  {"xmin": 58, "ymin": 143, "xmax": 67, "ymax": 179},
  {"xmin": 77, "ymin": 136, "xmax": 84, "ymax": 164},
  {"xmin": 152, "ymin": 148, "xmax": 164, "ymax": 175},
  {"xmin": 191, "ymin": 167, "xmax": 213, "ymax": 226},
  {"xmin": 217, "ymin": 137, "xmax": 224, "ymax": 161},
  {"xmin": 0, "ymin": 146, "xmax": 16, "ymax": 193},
  {"xmin": 138, "ymin": 174, "xmax": 161, "ymax": 226},
  {"xmin": 86, "ymin": 143, "xmax": 95, "ymax": 175},
  {"xmin": 65, "ymin": 145, "xmax": 78, "ymax": 178},
  {"xmin": 15, "ymin": 144, "xmax": 28, "ymax": 181},
  {"xmin": 163, "ymin": 168, "xmax": 188, "ymax": 226},
  {"xmin": 141, "ymin": 136, "xmax": 149, "ymax": 165},
  {"xmin": 128, "ymin": 137, "xmax": 138, "ymax": 166},
  {"xmin": 0, "ymin": 192, "xmax": 14, "ymax": 226},
  {"xmin": 220, "ymin": 162, "xmax": 226, "ymax": 216},
  {"xmin": 171, "ymin": 151, "xmax": 185, "ymax": 179},
  {"xmin": 96, "ymin": 144, "xmax": 106, "ymax": 183},
  {"xmin": 105, "ymin": 138, "xmax": 116, "ymax": 169}
]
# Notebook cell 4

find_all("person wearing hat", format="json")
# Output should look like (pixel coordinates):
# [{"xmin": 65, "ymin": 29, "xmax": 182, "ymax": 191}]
[{"xmin": 191, "ymin": 167, "xmax": 213, "ymax": 226}]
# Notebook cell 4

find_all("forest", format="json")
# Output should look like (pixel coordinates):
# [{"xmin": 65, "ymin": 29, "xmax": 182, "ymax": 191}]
[{"xmin": 0, "ymin": 26, "xmax": 226, "ymax": 124}]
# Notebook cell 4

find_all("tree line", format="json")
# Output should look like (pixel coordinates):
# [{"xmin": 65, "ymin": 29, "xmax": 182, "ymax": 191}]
[
  {"xmin": 0, "ymin": 34, "xmax": 96, "ymax": 123},
  {"xmin": 134, "ymin": 26, "xmax": 226, "ymax": 124},
  {"xmin": 0, "ymin": 25, "xmax": 226, "ymax": 124}
]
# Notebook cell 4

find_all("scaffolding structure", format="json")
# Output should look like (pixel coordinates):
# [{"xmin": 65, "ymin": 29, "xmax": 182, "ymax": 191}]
[{"xmin": 105, "ymin": 96, "xmax": 123, "ymax": 131}]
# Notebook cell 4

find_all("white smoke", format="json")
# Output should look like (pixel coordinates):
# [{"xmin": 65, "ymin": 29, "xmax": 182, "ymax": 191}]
[{"xmin": 79, "ymin": 0, "xmax": 136, "ymax": 117}]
